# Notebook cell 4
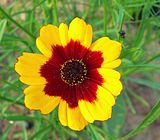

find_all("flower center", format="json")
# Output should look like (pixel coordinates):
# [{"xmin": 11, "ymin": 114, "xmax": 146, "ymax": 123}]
[{"xmin": 60, "ymin": 59, "xmax": 87, "ymax": 86}]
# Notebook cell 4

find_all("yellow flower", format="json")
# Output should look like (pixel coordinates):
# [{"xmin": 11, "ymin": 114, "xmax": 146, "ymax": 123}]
[{"xmin": 15, "ymin": 17, "xmax": 123, "ymax": 131}]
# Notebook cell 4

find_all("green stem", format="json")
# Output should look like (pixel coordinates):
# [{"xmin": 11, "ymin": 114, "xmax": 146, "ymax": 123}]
[
  {"xmin": 88, "ymin": 124, "xmax": 99, "ymax": 140},
  {"xmin": 0, "ymin": 6, "xmax": 35, "ymax": 39},
  {"xmin": 0, "ymin": 95, "xmax": 24, "ymax": 106},
  {"xmin": 53, "ymin": 0, "xmax": 59, "ymax": 25},
  {"xmin": 103, "ymin": 0, "xmax": 107, "ymax": 36}
]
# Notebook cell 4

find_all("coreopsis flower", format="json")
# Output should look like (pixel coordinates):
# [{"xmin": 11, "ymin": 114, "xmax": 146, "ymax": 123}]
[{"xmin": 15, "ymin": 17, "xmax": 122, "ymax": 131}]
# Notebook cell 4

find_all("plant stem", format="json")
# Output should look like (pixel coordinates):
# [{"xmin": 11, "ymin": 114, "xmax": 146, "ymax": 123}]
[
  {"xmin": 103, "ymin": 0, "xmax": 107, "ymax": 36},
  {"xmin": 53, "ymin": 0, "xmax": 59, "ymax": 25}
]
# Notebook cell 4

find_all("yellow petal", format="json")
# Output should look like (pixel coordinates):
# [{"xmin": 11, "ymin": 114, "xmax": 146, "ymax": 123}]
[
  {"xmin": 67, "ymin": 106, "xmax": 88, "ymax": 131},
  {"xmin": 24, "ymin": 90, "xmax": 48, "ymax": 110},
  {"xmin": 40, "ymin": 24, "xmax": 61, "ymax": 46},
  {"xmin": 98, "ymin": 68, "xmax": 121, "ymax": 80},
  {"xmin": 68, "ymin": 17, "xmax": 92, "ymax": 47},
  {"xmin": 96, "ymin": 85, "xmax": 115, "ymax": 106},
  {"xmin": 20, "ymin": 76, "xmax": 46, "ymax": 85},
  {"xmin": 15, "ymin": 52, "xmax": 48, "ymax": 76},
  {"xmin": 36, "ymin": 24, "xmax": 61, "ymax": 57},
  {"xmin": 58, "ymin": 100, "xmax": 88, "ymax": 131},
  {"xmin": 24, "ymin": 85, "xmax": 60, "ymax": 114},
  {"xmin": 79, "ymin": 85, "xmax": 114, "ymax": 122},
  {"xmin": 102, "ymin": 79, "xmax": 123, "ymax": 96},
  {"xmin": 59, "ymin": 23, "xmax": 69, "ymax": 46},
  {"xmin": 91, "ymin": 37, "xmax": 122, "ymax": 62},
  {"xmin": 36, "ymin": 38, "xmax": 52, "ymax": 57},
  {"xmin": 24, "ymin": 85, "xmax": 45, "ymax": 95},
  {"xmin": 78, "ymin": 100, "xmax": 94, "ymax": 123},
  {"xmin": 40, "ymin": 96, "xmax": 61, "ymax": 114},
  {"xmin": 58, "ymin": 100, "xmax": 67, "ymax": 126},
  {"xmin": 101, "ymin": 59, "xmax": 122, "ymax": 68},
  {"xmin": 82, "ymin": 24, "xmax": 92, "ymax": 47}
]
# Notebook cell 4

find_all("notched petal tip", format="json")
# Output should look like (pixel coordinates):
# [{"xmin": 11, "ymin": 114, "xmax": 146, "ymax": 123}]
[
  {"xmin": 69, "ymin": 17, "xmax": 92, "ymax": 48},
  {"xmin": 37, "ymin": 24, "xmax": 61, "ymax": 56},
  {"xmin": 39, "ymin": 24, "xmax": 57, "ymax": 34}
]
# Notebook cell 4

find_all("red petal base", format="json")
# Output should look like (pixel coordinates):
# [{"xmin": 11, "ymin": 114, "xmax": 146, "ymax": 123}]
[{"xmin": 40, "ymin": 40, "xmax": 104, "ymax": 108}]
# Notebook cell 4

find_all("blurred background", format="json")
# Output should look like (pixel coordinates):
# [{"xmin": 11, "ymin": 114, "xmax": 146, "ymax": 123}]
[{"xmin": 0, "ymin": 0, "xmax": 160, "ymax": 140}]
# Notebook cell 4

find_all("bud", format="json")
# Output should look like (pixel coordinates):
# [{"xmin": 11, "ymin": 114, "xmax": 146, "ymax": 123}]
[{"xmin": 119, "ymin": 30, "xmax": 126, "ymax": 38}]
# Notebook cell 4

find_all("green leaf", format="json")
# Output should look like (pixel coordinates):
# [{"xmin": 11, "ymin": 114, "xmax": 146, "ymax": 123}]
[
  {"xmin": 0, "ymin": 19, "xmax": 7, "ymax": 42},
  {"xmin": 0, "ymin": 95, "xmax": 24, "ymax": 106},
  {"xmin": 0, "ymin": 6, "xmax": 35, "ymax": 39},
  {"xmin": 134, "ymin": 0, "xmax": 152, "ymax": 48},
  {"xmin": 119, "ymin": 99, "xmax": 160, "ymax": 140},
  {"xmin": 53, "ymin": 0, "xmax": 59, "ymax": 25},
  {"xmin": 121, "ymin": 64, "xmax": 160, "ymax": 69},
  {"xmin": 106, "ymin": 94, "xmax": 127, "ymax": 138},
  {"xmin": 127, "ymin": 77, "xmax": 160, "ymax": 90},
  {"xmin": 126, "ymin": 88, "xmax": 150, "ymax": 108},
  {"xmin": 103, "ymin": 0, "xmax": 107, "ymax": 36},
  {"xmin": 124, "ymin": 92, "xmax": 136, "ymax": 114},
  {"xmin": 29, "ymin": 125, "xmax": 52, "ymax": 140},
  {"xmin": 0, "ymin": 124, "xmax": 12, "ymax": 140},
  {"xmin": 1, "ymin": 115, "xmax": 44, "ymax": 121},
  {"xmin": 22, "ymin": 123, "xmax": 28, "ymax": 140},
  {"xmin": 88, "ymin": 124, "xmax": 105, "ymax": 140}
]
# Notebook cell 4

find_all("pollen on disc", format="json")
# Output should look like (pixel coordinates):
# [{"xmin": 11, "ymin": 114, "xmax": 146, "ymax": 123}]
[{"xmin": 60, "ymin": 59, "xmax": 87, "ymax": 86}]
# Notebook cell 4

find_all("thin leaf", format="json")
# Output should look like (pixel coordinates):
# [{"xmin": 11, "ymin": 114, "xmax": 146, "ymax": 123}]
[
  {"xmin": 106, "ymin": 94, "xmax": 127, "ymax": 138},
  {"xmin": 0, "ymin": 124, "xmax": 12, "ymax": 140},
  {"xmin": 1, "ymin": 115, "xmax": 45, "ymax": 121},
  {"xmin": 0, "ymin": 6, "xmax": 35, "ymax": 39},
  {"xmin": 88, "ymin": 124, "xmax": 105, "ymax": 140},
  {"xmin": 22, "ymin": 123, "xmax": 28, "ymax": 140},
  {"xmin": 127, "ymin": 88, "xmax": 150, "ymax": 108},
  {"xmin": 124, "ymin": 92, "xmax": 136, "ymax": 114},
  {"xmin": 0, "ymin": 19, "xmax": 7, "ymax": 42},
  {"xmin": 103, "ymin": 0, "xmax": 107, "ymax": 36},
  {"xmin": 29, "ymin": 125, "xmax": 52, "ymax": 140},
  {"xmin": 119, "ymin": 99, "xmax": 160, "ymax": 140},
  {"xmin": 0, "ymin": 95, "xmax": 24, "ymax": 106},
  {"xmin": 127, "ymin": 77, "xmax": 160, "ymax": 90},
  {"xmin": 53, "ymin": 0, "xmax": 59, "ymax": 25}
]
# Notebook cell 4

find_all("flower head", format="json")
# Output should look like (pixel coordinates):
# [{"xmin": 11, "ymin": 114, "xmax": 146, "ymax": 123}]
[{"xmin": 15, "ymin": 17, "xmax": 123, "ymax": 131}]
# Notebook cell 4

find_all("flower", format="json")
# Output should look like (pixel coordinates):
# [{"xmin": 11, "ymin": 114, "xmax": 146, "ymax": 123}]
[{"xmin": 15, "ymin": 17, "xmax": 123, "ymax": 131}]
